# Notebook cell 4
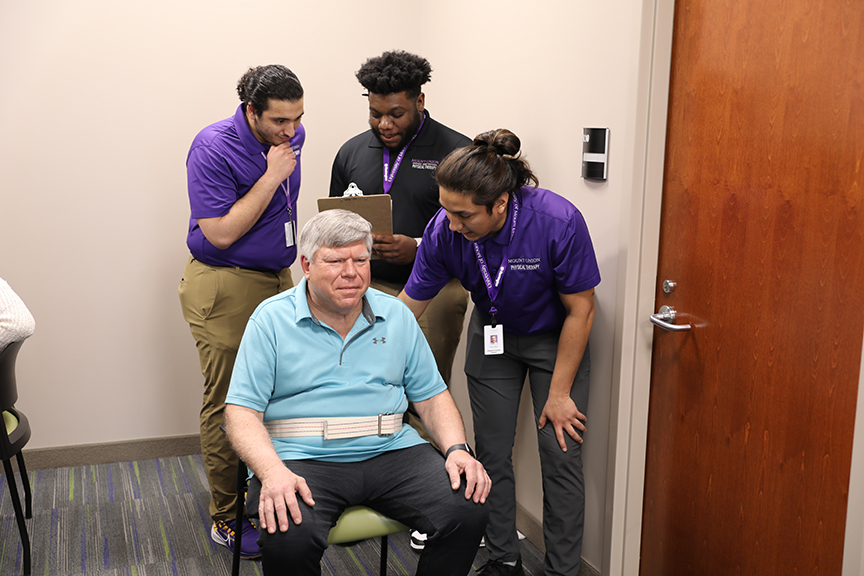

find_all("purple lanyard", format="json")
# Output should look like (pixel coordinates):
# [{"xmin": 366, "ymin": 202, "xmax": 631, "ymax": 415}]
[
  {"xmin": 472, "ymin": 193, "xmax": 520, "ymax": 325},
  {"xmin": 382, "ymin": 112, "xmax": 426, "ymax": 194},
  {"xmin": 261, "ymin": 151, "xmax": 294, "ymax": 218}
]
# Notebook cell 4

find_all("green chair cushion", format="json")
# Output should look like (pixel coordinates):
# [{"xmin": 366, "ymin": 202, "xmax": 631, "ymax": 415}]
[
  {"xmin": 3, "ymin": 410, "xmax": 18, "ymax": 434},
  {"xmin": 327, "ymin": 505, "xmax": 408, "ymax": 544}
]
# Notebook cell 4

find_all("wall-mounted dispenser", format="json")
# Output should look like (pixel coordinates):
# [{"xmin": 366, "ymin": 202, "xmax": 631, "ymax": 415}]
[{"xmin": 582, "ymin": 127, "xmax": 609, "ymax": 181}]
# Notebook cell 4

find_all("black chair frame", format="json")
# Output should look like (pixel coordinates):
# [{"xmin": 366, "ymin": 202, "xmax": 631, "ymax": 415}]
[{"xmin": 0, "ymin": 340, "xmax": 32, "ymax": 576}]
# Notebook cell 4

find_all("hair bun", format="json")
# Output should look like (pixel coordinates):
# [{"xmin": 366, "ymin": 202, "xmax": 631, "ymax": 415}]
[
  {"xmin": 435, "ymin": 127, "xmax": 538, "ymax": 207},
  {"xmin": 474, "ymin": 129, "xmax": 521, "ymax": 158}
]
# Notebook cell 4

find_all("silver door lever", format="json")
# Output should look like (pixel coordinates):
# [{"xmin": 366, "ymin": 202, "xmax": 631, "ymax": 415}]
[{"xmin": 650, "ymin": 305, "xmax": 692, "ymax": 331}]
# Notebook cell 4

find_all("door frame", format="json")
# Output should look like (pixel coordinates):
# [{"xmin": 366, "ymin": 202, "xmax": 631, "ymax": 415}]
[{"xmin": 604, "ymin": 0, "xmax": 864, "ymax": 574}]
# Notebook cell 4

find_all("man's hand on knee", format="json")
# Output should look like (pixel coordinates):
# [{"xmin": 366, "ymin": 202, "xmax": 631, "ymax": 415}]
[
  {"xmin": 538, "ymin": 394, "xmax": 587, "ymax": 452},
  {"xmin": 258, "ymin": 465, "xmax": 316, "ymax": 533},
  {"xmin": 445, "ymin": 452, "xmax": 491, "ymax": 504}
]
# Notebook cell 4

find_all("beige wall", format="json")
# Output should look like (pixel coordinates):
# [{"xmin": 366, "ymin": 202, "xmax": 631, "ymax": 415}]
[{"xmin": 1, "ymin": 0, "xmax": 653, "ymax": 573}]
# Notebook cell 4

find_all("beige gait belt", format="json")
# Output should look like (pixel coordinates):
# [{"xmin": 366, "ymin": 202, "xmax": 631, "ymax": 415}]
[{"xmin": 264, "ymin": 413, "xmax": 403, "ymax": 440}]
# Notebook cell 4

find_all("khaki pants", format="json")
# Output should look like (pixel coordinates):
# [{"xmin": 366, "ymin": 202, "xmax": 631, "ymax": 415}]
[
  {"xmin": 371, "ymin": 277, "xmax": 468, "ymax": 447},
  {"xmin": 178, "ymin": 257, "xmax": 293, "ymax": 522}
]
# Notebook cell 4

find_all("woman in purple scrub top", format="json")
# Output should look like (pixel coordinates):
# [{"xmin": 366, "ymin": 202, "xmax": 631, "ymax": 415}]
[{"xmin": 398, "ymin": 129, "xmax": 600, "ymax": 576}]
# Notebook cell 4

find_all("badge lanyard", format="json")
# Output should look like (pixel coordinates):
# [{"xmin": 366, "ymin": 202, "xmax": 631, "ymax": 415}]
[
  {"xmin": 474, "ymin": 193, "xmax": 519, "ymax": 355},
  {"xmin": 382, "ymin": 112, "xmax": 426, "ymax": 194},
  {"xmin": 261, "ymin": 150, "xmax": 297, "ymax": 247},
  {"xmin": 472, "ymin": 193, "xmax": 520, "ymax": 327}
]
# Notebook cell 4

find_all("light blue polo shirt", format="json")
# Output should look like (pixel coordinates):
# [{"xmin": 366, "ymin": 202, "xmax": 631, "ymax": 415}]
[{"xmin": 226, "ymin": 278, "xmax": 446, "ymax": 462}]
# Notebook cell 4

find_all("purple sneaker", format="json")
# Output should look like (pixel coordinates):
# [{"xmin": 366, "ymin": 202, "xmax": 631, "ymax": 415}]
[{"xmin": 212, "ymin": 517, "xmax": 261, "ymax": 559}]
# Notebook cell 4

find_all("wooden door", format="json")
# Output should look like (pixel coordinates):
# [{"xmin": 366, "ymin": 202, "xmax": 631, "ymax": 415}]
[{"xmin": 639, "ymin": 1, "xmax": 864, "ymax": 574}]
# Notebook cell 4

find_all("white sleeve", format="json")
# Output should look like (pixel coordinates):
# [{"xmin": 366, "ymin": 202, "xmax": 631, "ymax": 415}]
[{"xmin": 0, "ymin": 278, "xmax": 36, "ymax": 351}]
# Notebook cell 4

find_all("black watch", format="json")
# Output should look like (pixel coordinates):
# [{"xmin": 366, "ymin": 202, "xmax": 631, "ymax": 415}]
[{"xmin": 445, "ymin": 443, "xmax": 475, "ymax": 459}]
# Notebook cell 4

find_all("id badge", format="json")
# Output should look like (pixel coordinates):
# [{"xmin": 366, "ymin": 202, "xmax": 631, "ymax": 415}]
[
  {"xmin": 285, "ymin": 221, "xmax": 296, "ymax": 247},
  {"xmin": 484, "ymin": 324, "xmax": 504, "ymax": 355}
]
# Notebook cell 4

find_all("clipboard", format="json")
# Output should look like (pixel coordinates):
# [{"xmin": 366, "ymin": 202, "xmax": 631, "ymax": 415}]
[{"xmin": 317, "ymin": 195, "xmax": 393, "ymax": 235}]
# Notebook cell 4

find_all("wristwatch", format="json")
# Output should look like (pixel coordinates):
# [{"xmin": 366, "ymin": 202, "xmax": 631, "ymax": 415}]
[{"xmin": 445, "ymin": 443, "xmax": 475, "ymax": 459}]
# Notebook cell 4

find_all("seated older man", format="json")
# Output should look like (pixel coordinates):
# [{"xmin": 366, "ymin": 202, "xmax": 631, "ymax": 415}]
[{"xmin": 225, "ymin": 209, "xmax": 490, "ymax": 576}]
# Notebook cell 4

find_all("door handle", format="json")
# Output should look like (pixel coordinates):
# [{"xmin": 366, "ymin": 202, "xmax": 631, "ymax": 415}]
[{"xmin": 650, "ymin": 305, "xmax": 692, "ymax": 331}]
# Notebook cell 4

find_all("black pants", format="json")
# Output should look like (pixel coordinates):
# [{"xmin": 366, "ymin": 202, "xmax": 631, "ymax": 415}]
[
  {"xmin": 465, "ymin": 309, "xmax": 590, "ymax": 576},
  {"xmin": 246, "ymin": 444, "xmax": 488, "ymax": 576}
]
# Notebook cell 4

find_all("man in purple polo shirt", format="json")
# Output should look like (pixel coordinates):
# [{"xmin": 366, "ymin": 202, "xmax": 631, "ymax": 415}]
[
  {"xmin": 399, "ymin": 129, "xmax": 600, "ymax": 576},
  {"xmin": 178, "ymin": 64, "xmax": 305, "ymax": 560}
]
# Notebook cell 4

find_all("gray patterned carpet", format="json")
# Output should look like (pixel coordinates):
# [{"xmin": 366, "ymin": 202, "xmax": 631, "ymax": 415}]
[{"xmin": 0, "ymin": 455, "xmax": 545, "ymax": 575}]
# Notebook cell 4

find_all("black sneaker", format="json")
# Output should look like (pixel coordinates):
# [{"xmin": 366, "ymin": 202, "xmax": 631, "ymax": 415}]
[{"xmin": 476, "ymin": 558, "xmax": 524, "ymax": 576}]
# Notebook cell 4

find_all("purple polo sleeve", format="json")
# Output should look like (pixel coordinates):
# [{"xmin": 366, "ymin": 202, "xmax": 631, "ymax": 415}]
[
  {"xmin": 187, "ymin": 144, "xmax": 241, "ymax": 219},
  {"xmin": 552, "ymin": 210, "xmax": 601, "ymax": 295},
  {"xmin": 404, "ymin": 209, "xmax": 454, "ymax": 301}
]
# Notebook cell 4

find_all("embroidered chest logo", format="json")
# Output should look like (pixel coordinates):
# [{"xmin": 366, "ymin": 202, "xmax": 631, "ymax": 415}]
[
  {"xmin": 411, "ymin": 159, "xmax": 439, "ymax": 170},
  {"xmin": 509, "ymin": 257, "xmax": 541, "ymax": 271},
  {"xmin": 373, "ymin": 337, "xmax": 387, "ymax": 344}
]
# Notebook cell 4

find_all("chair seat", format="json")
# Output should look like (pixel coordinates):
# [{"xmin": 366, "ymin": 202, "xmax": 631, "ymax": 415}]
[
  {"xmin": 1, "ymin": 408, "xmax": 30, "ymax": 456},
  {"xmin": 3, "ymin": 410, "xmax": 18, "ymax": 434},
  {"xmin": 328, "ymin": 506, "xmax": 408, "ymax": 545}
]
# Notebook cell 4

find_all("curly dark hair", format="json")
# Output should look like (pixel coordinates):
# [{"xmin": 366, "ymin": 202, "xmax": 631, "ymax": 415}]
[
  {"xmin": 435, "ymin": 129, "xmax": 539, "ymax": 212},
  {"xmin": 355, "ymin": 51, "xmax": 432, "ymax": 99},
  {"xmin": 236, "ymin": 65, "xmax": 303, "ymax": 116}
]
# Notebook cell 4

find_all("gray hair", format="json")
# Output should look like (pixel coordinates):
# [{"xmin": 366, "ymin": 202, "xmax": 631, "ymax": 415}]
[{"xmin": 298, "ymin": 210, "xmax": 373, "ymax": 261}]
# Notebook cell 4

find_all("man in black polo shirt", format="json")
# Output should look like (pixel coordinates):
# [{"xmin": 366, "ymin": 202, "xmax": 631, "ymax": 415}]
[{"xmin": 330, "ymin": 51, "xmax": 470, "ymax": 459}]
